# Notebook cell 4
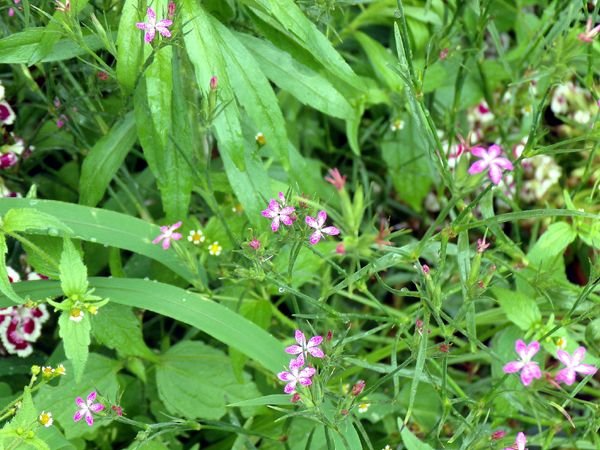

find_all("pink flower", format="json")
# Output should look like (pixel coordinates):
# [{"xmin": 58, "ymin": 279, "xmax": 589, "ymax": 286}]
[
  {"xmin": 261, "ymin": 192, "xmax": 295, "ymax": 232},
  {"xmin": 277, "ymin": 355, "xmax": 316, "ymax": 394},
  {"xmin": 8, "ymin": 7, "xmax": 15, "ymax": 16},
  {"xmin": 578, "ymin": 18, "xmax": 600, "ymax": 43},
  {"xmin": 136, "ymin": 8, "xmax": 172, "ymax": 43},
  {"xmin": 324, "ymin": 168, "xmax": 346, "ymax": 190},
  {"xmin": 73, "ymin": 391, "xmax": 105, "ymax": 426},
  {"xmin": 152, "ymin": 221, "xmax": 182, "ymax": 250},
  {"xmin": 248, "ymin": 238, "xmax": 260, "ymax": 250},
  {"xmin": 285, "ymin": 329, "xmax": 325, "ymax": 359},
  {"xmin": 0, "ymin": 152, "xmax": 18, "ymax": 169},
  {"xmin": 305, "ymin": 211, "xmax": 340, "ymax": 245},
  {"xmin": 503, "ymin": 340, "xmax": 542, "ymax": 386},
  {"xmin": 468, "ymin": 144, "xmax": 514, "ymax": 185},
  {"xmin": 477, "ymin": 238, "xmax": 489, "ymax": 253},
  {"xmin": 0, "ymin": 303, "xmax": 49, "ymax": 357},
  {"xmin": 0, "ymin": 101, "xmax": 16, "ymax": 125},
  {"xmin": 504, "ymin": 432, "xmax": 527, "ymax": 450},
  {"xmin": 555, "ymin": 347, "xmax": 598, "ymax": 386}
]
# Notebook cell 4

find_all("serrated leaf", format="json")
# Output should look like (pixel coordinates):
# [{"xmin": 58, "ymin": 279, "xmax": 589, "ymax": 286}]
[
  {"xmin": 59, "ymin": 239, "xmax": 88, "ymax": 297},
  {"xmin": 2, "ymin": 208, "xmax": 72, "ymax": 236},
  {"xmin": 156, "ymin": 341, "xmax": 261, "ymax": 420},
  {"xmin": 79, "ymin": 112, "xmax": 137, "ymax": 207},
  {"xmin": 58, "ymin": 312, "xmax": 91, "ymax": 383},
  {"xmin": 0, "ymin": 387, "xmax": 49, "ymax": 450},
  {"xmin": 492, "ymin": 286, "xmax": 541, "ymax": 331}
]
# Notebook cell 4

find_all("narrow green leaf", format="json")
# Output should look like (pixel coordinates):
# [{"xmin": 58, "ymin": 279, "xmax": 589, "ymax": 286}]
[
  {"xmin": 2, "ymin": 208, "xmax": 72, "ymax": 236},
  {"xmin": 400, "ymin": 425, "xmax": 435, "ymax": 450},
  {"xmin": 59, "ymin": 239, "xmax": 88, "ymax": 297},
  {"xmin": 58, "ymin": 311, "xmax": 91, "ymax": 383},
  {"xmin": 116, "ymin": 0, "xmax": 147, "ymax": 92},
  {"xmin": 79, "ymin": 112, "xmax": 137, "ymax": 207}
]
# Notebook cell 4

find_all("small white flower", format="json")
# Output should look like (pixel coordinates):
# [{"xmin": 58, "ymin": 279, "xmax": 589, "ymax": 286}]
[{"xmin": 357, "ymin": 402, "xmax": 370, "ymax": 413}]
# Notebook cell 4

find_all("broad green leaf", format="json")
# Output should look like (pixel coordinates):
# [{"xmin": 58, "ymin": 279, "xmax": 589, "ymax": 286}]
[
  {"xmin": 91, "ymin": 303, "xmax": 155, "ymax": 360},
  {"xmin": 0, "ymin": 233, "xmax": 23, "ymax": 304},
  {"xmin": 79, "ymin": 112, "xmax": 137, "ymax": 207},
  {"xmin": 528, "ymin": 222, "xmax": 576, "ymax": 265},
  {"xmin": 400, "ymin": 426, "xmax": 435, "ymax": 450},
  {"xmin": 5, "ymin": 278, "xmax": 288, "ymax": 373},
  {"xmin": 116, "ymin": 0, "xmax": 147, "ymax": 92},
  {"xmin": 2, "ymin": 208, "xmax": 72, "ymax": 236},
  {"xmin": 0, "ymin": 388, "xmax": 50, "ymax": 450},
  {"xmin": 35, "ymin": 354, "xmax": 121, "ymax": 440},
  {"xmin": 492, "ymin": 287, "xmax": 541, "ymax": 331},
  {"xmin": 58, "ymin": 311, "xmax": 91, "ymax": 383},
  {"xmin": 0, "ymin": 199, "xmax": 197, "ymax": 283},
  {"xmin": 237, "ymin": 33, "xmax": 354, "ymax": 120},
  {"xmin": 59, "ymin": 239, "xmax": 88, "ymax": 297},
  {"xmin": 3, "ymin": 387, "xmax": 37, "ymax": 430},
  {"xmin": 156, "ymin": 341, "xmax": 261, "ymax": 420}
]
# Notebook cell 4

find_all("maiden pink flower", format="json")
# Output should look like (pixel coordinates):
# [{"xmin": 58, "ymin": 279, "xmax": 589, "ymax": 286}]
[
  {"xmin": 504, "ymin": 432, "xmax": 527, "ymax": 450},
  {"xmin": 555, "ymin": 346, "xmax": 598, "ymax": 385},
  {"xmin": 285, "ymin": 329, "xmax": 325, "ymax": 359},
  {"xmin": 503, "ymin": 340, "xmax": 542, "ymax": 386},
  {"xmin": 306, "ymin": 211, "xmax": 340, "ymax": 245},
  {"xmin": 277, "ymin": 355, "xmax": 316, "ymax": 394},
  {"xmin": 136, "ymin": 8, "xmax": 172, "ymax": 43},
  {"xmin": 468, "ymin": 144, "xmax": 514, "ymax": 185},
  {"xmin": 152, "ymin": 221, "xmax": 182, "ymax": 250},
  {"xmin": 261, "ymin": 192, "xmax": 295, "ymax": 232},
  {"xmin": 73, "ymin": 391, "xmax": 105, "ymax": 426}
]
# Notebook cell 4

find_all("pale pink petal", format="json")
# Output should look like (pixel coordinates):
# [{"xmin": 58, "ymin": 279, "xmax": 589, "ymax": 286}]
[
  {"xmin": 305, "ymin": 216, "xmax": 318, "ymax": 229},
  {"xmin": 85, "ymin": 412, "xmax": 94, "ymax": 426},
  {"xmin": 487, "ymin": 144, "xmax": 502, "ymax": 158},
  {"xmin": 295, "ymin": 330, "xmax": 306, "ymax": 346},
  {"xmin": 280, "ymin": 206, "xmax": 295, "ymax": 216},
  {"xmin": 321, "ymin": 226, "xmax": 340, "ymax": 236},
  {"xmin": 488, "ymin": 164, "xmax": 502, "ymax": 185},
  {"xmin": 278, "ymin": 192, "xmax": 286, "ymax": 204},
  {"xmin": 146, "ymin": 7, "xmax": 156, "ymax": 22},
  {"xmin": 284, "ymin": 382, "xmax": 296, "ymax": 394},
  {"xmin": 493, "ymin": 158, "xmax": 513, "ymax": 171},
  {"xmin": 308, "ymin": 347, "xmax": 325, "ymax": 358},
  {"xmin": 556, "ymin": 349, "xmax": 572, "ymax": 366},
  {"xmin": 171, "ymin": 232, "xmax": 182, "ymax": 241},
  {"xmin": 161, "ymin": 238, "xmax": 171, "ymax": 250},
  {"xmin": 136, "ymin": 22, "xmax": 150, "ymax": 30},
  {"xmin": 280, "ymin": 215, "xmax": 294, "ymax": 226},
  {"xmin": 468, "ymin": 160, "xmax": 488, "ymax": 175},
  {"xmin": 87, "ymin": 392, "xmax": 97, "ymax": 404},
  {"xmin": 317, "ymin": 211, "xmax": 327, "ymax": 227},
  {"xmin": 299, "ymin": 367, "xmax": 316, "ymax": 378},
  {"xmin": 556, "ymin": 368, "xmax": 576, "ymax": 385},
  {"xmin": 89, "ymin": 403, "xmax": 104, "ymax": 413},
  {"xmin": 308, "ymin": 336, "xmax": 323, "ymax": 347},
  {"xmin": 171, "ymin": 221, "xmax": 182, "ymax": 230},
  {"xmin": 290, "ymin": 354, "xmax": 305, "ymax": 369},
  {"xmin": 261, "ymin": 208, "xmax": 277, "ymax": 219},
  {"xmin": 157, "ymin": 19, "xmax": 172, "ymax": 27},
  {"xmin": 144, "ymin": 28, "xmax": 156, "ymax": 43},
  {"xmin": 516, "ymin": 432, "xmax": 527, "ymax": 450},
  {"xmin": 73, "ymin": 410, "xmax": 84, "ymax": 422},
  {"xmin": 309, "ymin": 231, "xmax": 322, "ymax": 245},
  {"xmin": 152, "ymin": 235, "xmax": 164, "ymax": 244},
  {"xmin": 159, "ymin": 225, "xmax": 169, "ymax": 232},
  {"xmin": 503, "ymin": 361, "xmax": 524, "ymax": 373},
  {"xmin": 523, "ymin": 341, "xmax": 540, "ymax": 360},
  {"xmin": 574, "ymin": 364, "xmax": 597, "ymax": 376},
  {"xmin": 572, "ymin": 347, "xmax": 587, "ymax": 365},
  {"xmin": 278, "ymin": 371, "xmax": 293, "ymax": 381},
  {"xmin": 299, "ymin": 377, "xmax": 313, "ymax": 386},
  {"xmin": 520, "ymin": 363, "xmax": 541, "ymax": 386},
  {"xmin": 471, "ymin": 146, "xmax": 488, "ymax": 158},
  {"xmin": 268, "ymin": 199, "xmax": 280, "ymax": 212},
  {"xmin": 271, "ymin": 216, "xmax": 280, "ymax": 232},
  {"xmin": 514, "ymin": 339, "xmax": 527, "ymax": 356},
  {"xmin": 75, "ymin": 397, "xmax": 85, "ymax": 407},
  {"xmin": 285, "ymin": 345, "xmax": 303, "ymax": 355}
]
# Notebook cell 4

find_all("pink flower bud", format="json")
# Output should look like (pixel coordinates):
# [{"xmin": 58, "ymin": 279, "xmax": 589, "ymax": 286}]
[
  {"xmin": 439, "ymin": 48, "xmax": 449, "ymax": 60},
  {"xmin": 351, "ymin": 380, "xmax": 365, "ymax": 396},
  {"xmin": 167, "ymin": 1, "xmax": 176, "ymax": 18},
  {"xmin": 335, "ymin": 243, "xmax": 345, "ymax": 254},
  {"xmin": 290, "ymin": 393, "xmax": 301, "ymax": 403},
  {"xmin": 491, "ymin": 430, "xmax": 506, "ymax": 440},
  {"xmin": 210, "ymin": 76, "xmax": 218, "ymax": 90},
  {"xmin": 422, "ymin": 264, "xmax": 430, "ymax": 275},
  {"xmin": 248, "ymin": 239, "xmax": 260, "ymax": 250},
  {"xmin": 8, "ymin": 7, "xmax": 15, "ymax": 16},
  {"xmin": 326, "ymin": 330, "xmax": 333, "ymax": 341}
]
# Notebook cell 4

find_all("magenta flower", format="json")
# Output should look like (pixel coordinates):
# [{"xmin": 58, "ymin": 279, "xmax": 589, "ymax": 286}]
[
  {"xmin": 468, "ymin": 144, "xmax": 514, "ymax": 185},
  {"xmin": 555, "ymin": 346, "xmax": 598, "ymax": 386},
  {"xmin": 261, "ymin": 192, "xmax": 295, "ymax": 232},
  {"xmin": 324, "ymin": 168, "xmax": 347, "ymax": 190},
  {"xmin": 135, "ymin": 8, "xmax": 172, "ymax": 43},
  {"xmin": 503, "ymin": 339, "xmax": 542, "ymax": 386},
  {"xmin": 277, "ymin": 355, "xmax": 316, "ymax": 394},
  {"xmin": 152, "ymin": 221, "xmax": 182, "ymax": 250},
  {"xmin": 73, "ymin": 392, "xmax": 105, "ymax": 426},
  {"xmin": 305, "ymin": 211, "xmax": 340, "ymax": 245},
  {"xmin": 0, "ymin": 101, "xmax": 16, "ymax": 125},
  {"xmin": 285, "ymin": 329, "xmax": 325, "ymax": 359},
  {"xmin": 503, "ymin": 432, "xmax": 527, "ymax": 450}
]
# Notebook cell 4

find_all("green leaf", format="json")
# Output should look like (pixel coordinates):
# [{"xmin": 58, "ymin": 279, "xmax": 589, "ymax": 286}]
[
  {"xmin": 0, "ymin": 199, "xmax": 197, "ymax": 283},
  {"xmin": 0, "ymin": 233, "xmax": 23, "ymax": 304},
  {"xmin": 91, "ymin": 303, "xmax": 155, "ymax": 360},
  {"xmin": 5, "ymin": 278, "xmax": 288, "ymax": 374},
  {"xmin": 35, "ymin": 354, "xmax": 121, "ymax": 440},
  {"xmin": 59, "ymin": 239, "xmax": 88, "ymax": 297},
  {"xmin": 2, "ymin": 208, "xmax": 72, "ymax": 236},
  {"xmin": 0, "ymin": 387, "xmax": 50, "ymax": 450},
  {"xmin": 156, "ymin": 341, "xmax": 261, "ymax": 419},
  {"xmin": 237, "ymin": 33, "xmax": 354, "ymax": 120},
  {"xmin": 79, "ymin": 112, "xmax": 137, "ymax": 207},
  {"xmin": 354, "ymin": 31, "xmax": 404, "ymax": 92},
  {"xmin": 400, "ymin": 426, "xmax": 435, "ymax": 450},
  {"xmin": 58, "ymin": 311, "xmax": 91, "ymax": 383},
  {"xmin": 492, "ymin": 287, "xmax": 542, "ymax": 331},
  {"xmin": 4, "ymin": 387, "xmax": 37, "ymax": 430},
  {"xmin": 116, "ymin": 0, "xmax": 147, "ymax": 92},
  {"xmin": 227, "ymin": 394, "xmax": 290, "ymax": 408}
]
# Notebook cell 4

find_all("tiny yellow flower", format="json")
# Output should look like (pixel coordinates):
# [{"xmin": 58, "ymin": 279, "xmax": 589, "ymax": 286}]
[
  {"xmin": 39, "ymin": 411, "xmax": 53, "ymax": 427},
  {"xmin": 41, "ymin": 366, "xmax": 54, "ymax": 378},
  {"xmin": 390, "ymin": 119, "xmax": 404, "ymax": 132},
  {"xmin": 208, "ymin": 241, "xmax": 222, "ymax": 256},
  {"xmin": 55, "ymin": 364, "xmax": 66, "ymax": 376},
  {"xmin": 187, "ymin": 230, "xmax": 205, "ymax": 245},
  {"xmin": 357, "ymin": 402, "xmax": 370, "ymax": 413},
  {"xmin": 255, "ymin": 132, "xmax": 266, "ymax": 146},
  {"xmin": 69, "ymin": 308, "xmax": 84, "ymax": 322},
  {"xmin": 87, "ymin": 305, "xmax": 98, "ymax": 315},
  {"xmin": 556, "ymin": 337, "xmax": 567, "ymax": 349}
]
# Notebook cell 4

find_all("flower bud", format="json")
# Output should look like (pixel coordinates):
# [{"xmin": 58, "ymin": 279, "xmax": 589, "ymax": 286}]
[
  {"xmin": 491, "ymin": 430, "xmax": 506, "ymax": 440},
  {"xmin": 209, "ymin": 76, "xmax": 218, "ymax": 90},
  {"xmin": 351, "ymin": 380, "xmax": 365, "ymax": 396}
]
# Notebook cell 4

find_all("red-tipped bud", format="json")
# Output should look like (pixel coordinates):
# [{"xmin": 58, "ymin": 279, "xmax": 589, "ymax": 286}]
[
  {"xmin": 351, "ymin": 380, "xmax": 365, "ymax": 396},
  {"xmin": 290, "ymin": 393, "xmax": 301, "ymax": 403},
  {"xmin": 491, "ymin": 430, "xmax": 506, "ymax": 440},
  {"xmin": 168, "ymin": 1, "xmax": 176, "ymax": 18},
  {"xmin": 439, "ymin": 48, "xmax": 449, "ymax": 60},
  {"xmin": 335, "ymin": 243, "xmax": 345, "ymax": 255},
  {"xmin": 422, "ymin": 264, "xmax": 430, "ymax": 275},
  {"xmin": 248, "ymin": 239, "xmax": 260, "ymax": 250},
  {"xmin": 210, "ymin": 76, "xmax": 218, "ymax": 90},
  {"xmin": 326, "ymin": 330, "xmax": 333, "ymax": 341}
]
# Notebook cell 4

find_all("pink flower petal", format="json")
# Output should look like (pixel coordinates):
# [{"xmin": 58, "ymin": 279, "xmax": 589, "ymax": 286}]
[
  {"xmin": 503, "ymin": 361, "xmax": 524, "ymax": 373},
  {"xmin": 75, "ymin": 397, "xmax": 85, "ymax": 407},
  {"xmin": 144, "ymin": 28, "xmax": 156, "ymax": 43},
  {"xmin": 171, "ymin": 221, "xmax": 182, "ymax": 230},
  {"xmin": 290, "ymin": 354, "xmax": 305, "ymax": 369},
  {"xmin": 278, "ymin": 192, "xmax": 286, "ymax": 204},
  {"xmin": 515, "ymin": 339, "xmax": 527, "ymax": 356},
  {"xmin": 271, "ymin": 216, "xmax": 280, "ymax": 232},
  {"xmin": 89, "ymin": 403, "xmax": 104, "ymax": 413},
  {"xmin": 308, "ymin": 335, "xmax": 323, "ymax": 347},
  {"xmin": 285, "ymin": 345, "xmax": 303, "ymax": 355},
  {"xmin": 294, "ymin": 330, "xmax": 305, "ymax": 345},
  {"xmin": 487, "ymin": 144, "xmax": 502, "ymax": 158},
  {"xmin": 284, "ymin": 383, "xmax": 296, "ymax": 394},
  {"xmin": 261, "ymin": 208, "xmax": 277, "ymax": 219},
  {"xmin": 85, "ymin": 412, "xmax": 94, "ymax": 426},
  {"xmin": 280, "ymin": 206, "xmax": 295, "ymax": 216},
  {"xmin": 73, "ymin": 410, "xmax": 83, "ymax": 422},
  {"xmin": 87, "ymin": 392, "xmax": 97, "ymax": 404},
  {"xmin": 299, "ymin": 377, "xmax": 313, "ymax": 386},
  {"xmin": 268, "ymin": 199, "xmax": 280, "ymax": 212},
  {"xmin": 556, "ymin": 349, "xmax": 572, "ymax": 366},
  {"xmin": 299, "ymin": 367, "xmax": 316, "ymax": 378},
  {"xmin": 488, "ymin": 164, "xmax": 502, "ymax": 185},
  {"xmin": 493, "ymin": 157, "xmax": 513, "ymax": 171},
  {"xmin": 574, "ymin": 363, "xmax": 598, "ymax": 376},
  {"xmin": 468, "ymin": 160, "xmax": 488, "ymax": 175},
  {"xmin": 309, "ymin": 231, "xmax": 322, "ymax": 245},
  {"xmin": 520, "ymin": 363, "xmax": 541, "ymax": 386},
  {"xmin": 556, "ymin": 368, "xmax": 576, "ymax": 385},
  {"xmin": 135, "ymin": 22, "xmax": 150, "ymax": 30},
  {"xmin": 146, "ymin": 7, "xmax": 156, "ymax": 21},
  {"xmin": 280, "ymin": 215, "xmax": 294, "ymax": 226},
  {"xmin": 572, "ymin": 346, "xmax": 587, "ymax": 365},
  {"xmin": 516, "ymin": 432, "xmax": 527, "ymax": 450},
  {"xmin": 161, "ymin": 238, "xmax": 171, "ymax": 250},
  {"xmin": 322, "ymin": 226, "xmax": 340, "ymax": 236},
  {"xmin": 171, "ymin": 232, "xmax": 182, "ymax": 241},
  {"xmin": 470, "ymin": 146, "xmax": 487, "ymax": 158},
  {"xmin": 278, "ymin": 371, "xmax": 293, "ymax": 381},
  {"xmin": 317, "ymin": 211, "xmax": 327, "ymax": 227},
  {"xmin": 152, "ymin": 235, "xmax": 163, "ymax": 244},
  {"xmin": 308, "ymin": 347, "xmax": 325, "ymax": 358},
  {"xmin": 524, "ymin": 341, "xmax": 540, "ymax": 360},
  {"xmin": 305, "ymin": 215, "xmax": 318, "ymax": 229}
]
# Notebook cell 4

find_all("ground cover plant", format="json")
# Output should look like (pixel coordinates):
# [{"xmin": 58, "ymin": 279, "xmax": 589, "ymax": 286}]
[{"xmin": 0, "ymin": 0, "xmax": 599, "ymax": 448}]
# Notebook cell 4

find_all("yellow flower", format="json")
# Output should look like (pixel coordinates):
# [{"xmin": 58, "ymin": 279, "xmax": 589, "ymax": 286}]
[
  {"xmin": 255, "ymin": 132, "xmax": 266, "ymax": 146},
  {"xmin": 41, "ymin": 366, "xmax": 54, "ymax": 378},
  {"xmin": 39, "ymin": 411, "xmax": 53, "ymax": 427},
  {"xmin": 69, "ymin": 308, "xmax": 84, "ymax": 322},
  {"xmin": 556, "ymin": 337, "xmax": 567, "ymax": 349},
  {"xmin": 55, "ymin": 364, "xmax": 66, "ymax": 376},
  {"xmin": 187, "ymin": 230, "xmax": 205, "ymax": 245},
  {"xmin": 357, "ymin": 402, "xmax": 370, "ymax": 413},
  {"xmin": 208, "ymin": 241, "xmax": 222, "ymax": 256}
]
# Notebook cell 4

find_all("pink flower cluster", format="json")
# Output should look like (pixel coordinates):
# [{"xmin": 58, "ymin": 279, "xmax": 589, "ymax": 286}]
[
  {"xmin": 0, "ymin": 268, "xmax": 49, "ymax": 357},
  {"xmin": 261, "ymin": 192, "xmax": 340, "ymax": 245},
  {"xmin": 277, "ymin": 330, "xmax": 324, "ymax": 395},
  {"xmin": 503, "ymin": 339, "xmax": 597, "ymax": 387}
]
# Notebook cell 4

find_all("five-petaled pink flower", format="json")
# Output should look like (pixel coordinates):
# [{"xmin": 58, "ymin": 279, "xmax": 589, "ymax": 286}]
[
  {"xmin": 503, "ymin": 432, "xmax": 527, "ymax": 450},
  {"xmin": 152, "ymin": 221, "xmax": 182, "ymax": 250},
  {"xmin": 261, "ymin": 192, "xmax": 295, "ymax": 232},
  {"xmin": 324, "ymin": 168, "xmax": 346, "ymax": 190},
  {"xmin": 555, "ymin": 346, "xmax": 598, "ymax": 386},
  {"xmin": 285, "ymin": 329, "xmax": 325, "ymax": 359},
  {"xmin": 277, "ymin": 355, "xmax": 316, "ymax": 394},
  {"xmin": 503, "ymin": 339, "xmax": 542, "ymax": 386},
  {"xmin": 468, "ymin": 144, "xmax": 514, "ymax": 185},
  {"xmin": 73, "ymin": 391, "xmax": 105, "ymax": 426},
  {"xmin": 136, "ymin": 8, "xmax": 172, "ymax": 43},
  {"xmin": 305, "ymin": 211, "xmax": 340, "ymax": 245}
]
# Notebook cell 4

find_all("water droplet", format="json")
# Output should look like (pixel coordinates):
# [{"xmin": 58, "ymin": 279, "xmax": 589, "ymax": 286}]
[
  {"xmin": 400, "ymin": 287, "xmax": 408, "ymax": 293},
  {"xmin": 47, "ymin": 228, "xmax": 59, "ymax": 237},
  {"xmin": 181, "ymin": 298, "xmax": 187, "ymax": 302},
  {"xmin": 90, "ymin": 237, "xmax": 97, "ymax": 243},
  {"xmin": 103, "ymin": 244, "xmax": 109, "ymax": 248},
  {"xmin": 28, "ymin": 200, "xmax": 38, "ymax": 206},
  {"xmin": 278, "ymin": 287, "xmax": 285, "ymax": 293},
  {"xmin": 143, "ymin": 277, "xmax": 150, "ymax": 281},
  {"xmin": 152, "ymin": 279, "xmax": 157, "ymax": 283}
]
